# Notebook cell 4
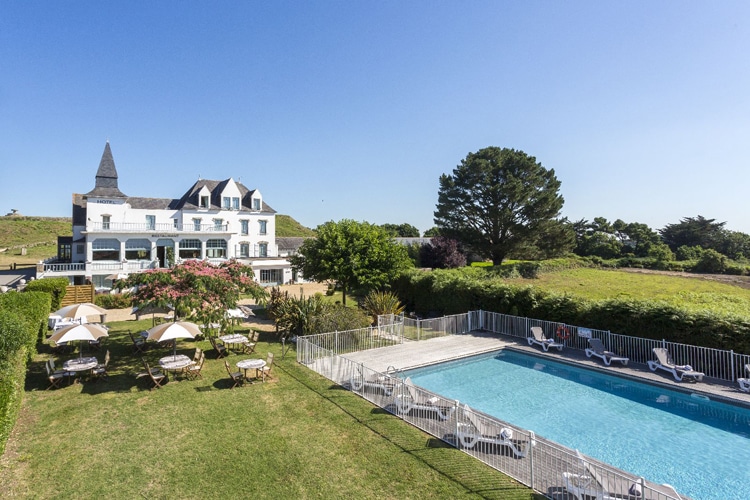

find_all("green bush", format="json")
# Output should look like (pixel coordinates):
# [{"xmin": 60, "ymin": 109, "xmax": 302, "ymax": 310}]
[
  {"xmin": 0, "ymin": 350, "xmax": 26, "ymax": 455},
  {"xmin": 0, "ymin": 291, "xmax": 50, "ymax": 354},
  {"xmin": 693, "ymin": 249, "xmax": 728, "ymax": 273},
  {"xmin": 0, "ymin": 311, "xmax": 26, "ymax": 360},
  {"xmin": 95, "ymin": 292, "xmax": 133, "ymax": 309},
  {"xmin": 24, "ymin": 277, "xmax": 69, "ymax": 311},
  {"xmin": 393, "ymin": 268, "xmax": 750, "ymax": 353}
]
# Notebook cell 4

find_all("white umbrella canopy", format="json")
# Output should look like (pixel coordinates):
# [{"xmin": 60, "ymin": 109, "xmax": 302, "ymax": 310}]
[
  {"xmin": 53, "ymin": 303, "xmax": 107, "ymax": 322},
  {"xmin": 48, "ymin": 323, "xmax": 109, "ymax": 358},
  {"xmin": 146, "ymin": 321, "xmax": 201, "ymax": 356}
]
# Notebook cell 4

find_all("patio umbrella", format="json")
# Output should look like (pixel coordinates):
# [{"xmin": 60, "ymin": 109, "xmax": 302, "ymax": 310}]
[
  {"xmin": 146, "ymin": 321, "xmax": 201, "ymax": 356},
  {"xmin": 132, "ymin": 304, "xmax": 174, "ymax": 325},
  {"xmin": 48, "ymin": 323, "xmax": 109, "ymax": 358},
  {"xmin": 53, "ymin": 303, "xmax": 107, "ymax": 323}
]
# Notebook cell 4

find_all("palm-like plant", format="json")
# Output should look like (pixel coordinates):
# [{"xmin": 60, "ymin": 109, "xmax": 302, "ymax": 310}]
[{"xmin": 362, "ymin": 290, "xmax": 405, "ymax": 325}]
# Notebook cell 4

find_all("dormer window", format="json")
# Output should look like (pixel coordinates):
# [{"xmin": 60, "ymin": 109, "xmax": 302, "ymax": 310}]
[
  {"xmin": 252, "ymin": 198, "xmax": 261, "ymax": 211},
  {"xmin": 232, "ymin": 197, "xmax": 240, "ymax": 210},
  {"xmin": 222, "ymin": 197, "xmax": 231, "ymax": 209},
  {"xmin": 199, "ymin": 195, "xmax": 210, "ymax": 209}
]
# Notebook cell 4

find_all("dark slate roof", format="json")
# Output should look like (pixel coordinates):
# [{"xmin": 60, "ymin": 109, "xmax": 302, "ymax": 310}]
[
  {"xmin": 85, "ymin": 142, "xmax": 128, "ymax": 198},
  {"xmin": 173, "ymin": 179, "xmax": 276, "ymax": 213},
  {"xmin": 72, "ymin": 193, "xmax": 87, "ymax": 225},
  {"xmin": 126, "ymin": 197, "xmax": 180, "ymax": 210},
  {"xmin": 276, "ymin": 237, "xmax": 309, "ymax": 251}
]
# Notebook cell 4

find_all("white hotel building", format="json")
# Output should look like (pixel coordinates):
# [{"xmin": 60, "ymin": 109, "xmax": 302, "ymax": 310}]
[{"xmin": 40, "ymin": 143, "xmax": 297, "ymax": 288}]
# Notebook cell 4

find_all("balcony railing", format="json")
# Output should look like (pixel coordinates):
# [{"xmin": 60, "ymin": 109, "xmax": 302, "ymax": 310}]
[{"xmin": 86, "ymin": 222, "xmax": 229, "ymax": 233}]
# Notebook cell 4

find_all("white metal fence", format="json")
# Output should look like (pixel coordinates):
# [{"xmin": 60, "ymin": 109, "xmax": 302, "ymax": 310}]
[{"xmin": 296, "ymin": 345, "xmax": 683, "ymax": 500}]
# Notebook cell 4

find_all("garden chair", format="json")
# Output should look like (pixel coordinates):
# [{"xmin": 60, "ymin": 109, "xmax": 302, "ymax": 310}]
[
  {"xmin": 185, "ymin": 352, "xmax": 205, "ymax": 380},
  {"xmin": 242, "ymin": 331, "xmax": 259, "ymax": 354},
  {"xmin": 349, "ymin": 366, "xmax": 395, "ymax": 395},
  {"xmin": 224, "ymin": 360, "xmax": 244, "ymax": 388},
  {"xmin": 136, "ymin": 358, "xmax": 166, "ymax": 390},
  {"xmin": 129, "ymin": 330, "xmax": 148, "ymax": 354},
  {"xmin": 91, "ymin": 350, "xmax": 110, "ymax": 381},
  {"xmin": 45, "ymin": 360, "xmax": 68, "ymax": 389},
  {"xmin": 256, "ymin": 352, "xmax": 274, "ymax": 382},
  {"xmin": 210, "ymin": 337, "xmax": 228, "ymax": 358}
]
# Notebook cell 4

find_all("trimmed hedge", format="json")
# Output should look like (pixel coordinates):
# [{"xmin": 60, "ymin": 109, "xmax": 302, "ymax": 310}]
[
  {"xmin": 0, "ymin": 290, "xmax": 51, "ymax": 455},
  {"xmin": 392, "ymin": 268, "xmax": 750, "ymax": 354},
  {"xmin": 24, "ymin": 277, "xmax": 69, "ymax": 311}
]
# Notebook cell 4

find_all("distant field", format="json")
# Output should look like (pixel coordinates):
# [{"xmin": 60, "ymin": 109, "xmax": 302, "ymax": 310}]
[
  {"xmin": 0, "ymin": 217, "xmax": 70, "ymax": 267},
  {"xmin": 504, "ymin": 267, "xmax": 750, "ymax": 317},
  {"xmin": 276, "ymin": 214, "xmax": 315, "ymax": 237}
]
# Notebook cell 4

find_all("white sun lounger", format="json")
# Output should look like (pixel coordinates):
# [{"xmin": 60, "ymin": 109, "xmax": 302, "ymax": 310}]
[
  {"xmin": 647, "ymin": 347, "xmax": 704, "ymax": 382},
  {"xmin": 394, "ymin": 377, "xmax": 456, "ymax": 421},
  {"xmin": 349, "ymin": 367, "xmax": 395, "ymax": 396},
  {"xmin": 527, "ymin": 326, "xmax": 564, "ymax": 352},
  {"xmin": 455, "ymin": 404, "xmax": 527, "ymax": 458},
  {"xmin": 563, "ymin": 450, "xmax": 683, "ymax": 500},
  {"xmin": 585, "ymin": 338, "xmax": 629, "ymax": 366},
  {"xmin": 738, "ymin": 364, "xmax": 750, "ymax": 392}
]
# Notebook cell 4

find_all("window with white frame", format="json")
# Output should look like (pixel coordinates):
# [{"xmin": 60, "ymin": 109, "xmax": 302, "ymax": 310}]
[
  {"xmin": 259, "ymin": 220, "xmax": 267, "ymax": 235},
  {"xmin": 146, "ymin": 215, "xmax": 156, "ymax": 230},
  {"xmin": 252, "ymin": 198, "xmax": 260, "ymax": 210},
  {"xmin": 173, "ymin": 218, "xmax": 179, "ymax": 228},
  {"xmin": 213, "ymin": 218, "xmax": 223, "ymax": 230},
  {"xmin": 240, "ymin": 219, "xmax": 249, "ymax": 235},
  {"xmin": 199, "ymin": 195, "xmax": 209, "ymax": 208},
  {"xmin": 232, "ymin": 197, "xmax": 240, "ymax": 210},
  {"xmin": 260, "ymin": 269, "xmax": 283, "ymax": 284},
  {"xmin": 239, "ymin": 243, "xmax": 250, "ymax": 258},
  {"xmin": 222, "ymin": 196, "xmax": 231, "ymax": 209},
  {"xmin": 125, "ymin": 239, "xmax": 151, "ymax": 260},
  {"xmin": 102, "ymin": 215, "xmax": 111, "ymax": 230},
  {"xmin": 206, "ymin": 239, "xmax": 227, "ymax": 258},
  {"xmin": 92, "ymin": 238, "xmax": 120, "ymax": 261},
  {"xmin": 179, "ymin": 239, "xmax": 201, "ymax": 259},
  {"xmin": 193, "ymin": 218, "xmax": 201, "ymax": 231},
  {"xmin": 258, "ymin": 242, "xmax": 268, "ymax": 258}
]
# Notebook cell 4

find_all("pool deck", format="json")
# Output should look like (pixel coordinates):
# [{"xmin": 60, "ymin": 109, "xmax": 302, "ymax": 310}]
[{"xmin": 343, "ymin": 330, "xmax": 750, "ymax": 408}]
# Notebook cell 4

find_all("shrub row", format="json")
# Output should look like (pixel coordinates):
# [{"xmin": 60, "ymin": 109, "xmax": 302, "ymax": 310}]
[
  {"xmin": 392, "ymin": 269, "xmax": 750, "ymax": 354},
  {"xmin": 24, "ymin": 277, "xmax": 69, "ymax": 311},
  {"xmin": 95, "ymin": 292, "xmax": 133, "ymax": 309},
  {"xmin": 0, "ymin": 290, "xmax": 51, "ymax": 455}
]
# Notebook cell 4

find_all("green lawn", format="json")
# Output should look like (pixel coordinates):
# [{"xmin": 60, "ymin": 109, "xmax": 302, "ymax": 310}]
[
  {"xmin": 504, "ymin": 268, "xmax": 750, "ymax": 316},
  {"xmin": 1, "ymin": 320, "xmax": 536, "ymax": 499}
]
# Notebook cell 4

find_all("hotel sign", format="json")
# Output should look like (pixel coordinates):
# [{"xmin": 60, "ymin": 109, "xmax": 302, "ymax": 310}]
[{"xmin": 151, "ymin": 234, "xmax": 178, "ymax": 238}]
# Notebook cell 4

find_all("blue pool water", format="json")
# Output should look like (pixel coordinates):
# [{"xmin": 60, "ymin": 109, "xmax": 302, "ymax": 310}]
[{"xmin": 405, "ymin": 350, "xmax": 750, "ymax": 500}]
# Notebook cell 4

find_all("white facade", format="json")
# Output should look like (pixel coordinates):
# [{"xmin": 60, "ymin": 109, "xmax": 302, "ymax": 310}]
[{"xmin": 40, "ymin": 143, "xmax": 296, "ymax": 288}]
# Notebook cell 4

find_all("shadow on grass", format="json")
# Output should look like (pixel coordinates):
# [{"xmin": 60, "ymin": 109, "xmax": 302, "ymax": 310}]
[{"xmin": 278, "ymin": 362, "xmax": 541, "ymax": 500}]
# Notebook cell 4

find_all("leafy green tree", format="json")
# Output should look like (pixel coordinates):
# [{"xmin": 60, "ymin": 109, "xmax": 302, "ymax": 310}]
[
  {"xmin": 380, "ymin": 223, "xmax": 420, "ymax": 237},
  {"xmin": 434, "ymin": 147, "xmax": 564, "ymax": 265},
  {"xmin": 423, "ymin": 227, "xmax": 441, "ymax": 237},
  {"xmin": 621, "ymin": 222, "xmax": 661, "ymax": 257},
  {"xmin": 660, "ymin": 216, "xmax": 727, "ymax": 252},
  {"xmin": 290, "ymin": 220, "xmax": 412, "ymax": 305},
  {"xmin": 720, "ymin": 231, "xmax": 750, "ymax": 261}
]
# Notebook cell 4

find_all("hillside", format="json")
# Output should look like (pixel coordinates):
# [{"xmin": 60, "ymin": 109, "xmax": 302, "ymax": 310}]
[
  {"xmin": 276, "ymin": 214, "xmax": 316, "ymax": 237},
  {"xmin": 0, "ymin": 216, "xmax": 71, "ymax": 249}
]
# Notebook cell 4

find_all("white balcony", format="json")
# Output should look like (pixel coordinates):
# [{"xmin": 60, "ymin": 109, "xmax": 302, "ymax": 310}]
[{"xmin": 85, "ymin": 222, "xmax": 230, "ymax": 233}]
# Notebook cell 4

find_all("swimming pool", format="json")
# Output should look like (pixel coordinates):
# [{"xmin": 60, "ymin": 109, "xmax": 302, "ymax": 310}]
[{"xmin": 405, "ymin": 349, "xmax": 750, "ymax": 500}]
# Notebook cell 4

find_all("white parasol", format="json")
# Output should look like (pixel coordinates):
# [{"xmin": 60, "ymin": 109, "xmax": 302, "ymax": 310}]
[
  {"xmin": 53, "ymin": 303, "xmax": 107, "ymax": 323},
  {"xmin": 48, "ymin": 323, "xmax": 109, "ymax": 358},
  {"xmin": 146, "ymin": 321, "xmax": 202, "ymax": 356}
]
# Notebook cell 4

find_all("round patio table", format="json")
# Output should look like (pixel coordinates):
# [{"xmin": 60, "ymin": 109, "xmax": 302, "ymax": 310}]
[
  {"xmin": 237, "ymin": 358, "xmax": 266, "ymax": 382},
  {"xmin": 63, "ymin": 356, "xmax": 98, "ymax": 383},
  {"xmin": 159, "ymin": 355, "xmax": 193, "ymax": 380}
]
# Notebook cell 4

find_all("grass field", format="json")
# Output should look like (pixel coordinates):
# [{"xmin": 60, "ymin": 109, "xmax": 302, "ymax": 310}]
[
  {"xmin": 504, "ymin": 267, "xmax": 750, "ymax": 317},
  {"xmin": 0, "ymin": 319, "xmax": 535, "ymax": 499}
]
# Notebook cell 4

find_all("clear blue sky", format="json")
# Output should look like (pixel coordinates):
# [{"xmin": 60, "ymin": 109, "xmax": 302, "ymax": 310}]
[{"xmin": 2, "ymin": 1, "xmax": 749, "ymax": 234}]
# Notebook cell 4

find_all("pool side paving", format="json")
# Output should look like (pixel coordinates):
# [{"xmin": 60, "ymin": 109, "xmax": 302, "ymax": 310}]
[{"xmin": 343, "ymin": 330, "xmax": 750, "ymax": 408}]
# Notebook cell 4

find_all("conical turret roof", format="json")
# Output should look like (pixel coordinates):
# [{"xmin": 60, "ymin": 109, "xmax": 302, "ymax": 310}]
[{"xmin": 85, "ymin": 141, "xmax": 127, "ymax": 198}]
